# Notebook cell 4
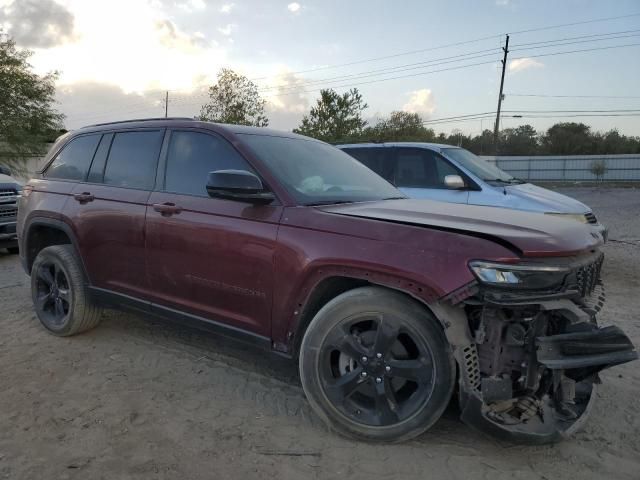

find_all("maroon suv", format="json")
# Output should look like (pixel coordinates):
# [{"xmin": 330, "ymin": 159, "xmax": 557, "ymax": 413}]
[{"xmin": 17, "ymin": 118, "xmax": 637, "ymax": 444}]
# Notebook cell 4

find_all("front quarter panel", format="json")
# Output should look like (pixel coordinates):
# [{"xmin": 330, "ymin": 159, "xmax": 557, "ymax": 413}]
[{"xmin": 271, "ymin": 206, "xmax": 519, "ymax": 349}]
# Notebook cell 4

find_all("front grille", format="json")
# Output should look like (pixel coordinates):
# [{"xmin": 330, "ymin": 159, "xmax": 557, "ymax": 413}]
[
  {"xmin": 0, "ymin": 189, "xmax": 17, "ymax": 205},
  {"xmin": 0, "ymin": 208, "xmax": 17, "ymax": 219},
  {"xmin": 575, "ymin": 255, "xmax": 604, "ymax": 297},
  {"xmin": 585, "ymin": 212, "xmax": 598, "ymax": 224}
]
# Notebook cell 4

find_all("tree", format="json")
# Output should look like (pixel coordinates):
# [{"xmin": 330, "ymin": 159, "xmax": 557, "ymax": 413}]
[
  {"xmin": 540, "ymin": 122, "xmax": 595, "ymax": 155},
  {"xmin": 293, "ymin": 88, "xmax": 367, "ymax": 142},
  {"xmin": 0, "ymin": 33, "xmax": 64, "ymax": 173},
  {"xmin": 499, "ymin": 125, "xmax": 539, "ymax": 155},
  {"xmin": 365, "ymin": 111, "xmax": 436, "ymax": 142},
  {"xmin": 589, "ymin": 159, "xmax": 607, "ymax": 181},
  {"xmin": 199, "ymin": 68, "xmax": 268, "ymax": 127}
]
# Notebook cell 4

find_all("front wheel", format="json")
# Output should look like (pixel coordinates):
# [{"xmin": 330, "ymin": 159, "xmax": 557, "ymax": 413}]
[{"xmin": 299, "ymin": 286, "xmax": 455, "ymax": 442}]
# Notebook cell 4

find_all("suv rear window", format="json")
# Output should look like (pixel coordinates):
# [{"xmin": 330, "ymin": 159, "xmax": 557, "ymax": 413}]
[
  {"xmin": 46, "ymin": 134, "xmax": 101, "ymax": 181},
  {"xmin": 103, "ymin": 130, "xmax": 164, "ymax": 190}
]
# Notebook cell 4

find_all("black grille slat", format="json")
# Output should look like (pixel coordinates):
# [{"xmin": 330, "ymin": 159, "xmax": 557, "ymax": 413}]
[
  {"xmin": 575, "ymin": 255, "xmax": 603, "ymax": 297},
  {"xmin": 0, "ymin": 209, "xmax": 17, "ymax": 218},
  {"xmin": 585, "ymin": 212, "xmax": 598, "ymax": 224}
]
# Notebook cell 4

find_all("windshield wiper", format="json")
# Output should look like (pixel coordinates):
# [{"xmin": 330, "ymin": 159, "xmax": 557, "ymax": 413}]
[
  {"xmin": 305, "ymin": 200, "xmax": 356, "ymax": 206},
  {"xmin": 382, "ymin": 196, "xmax": 406, "ymax": 200}
]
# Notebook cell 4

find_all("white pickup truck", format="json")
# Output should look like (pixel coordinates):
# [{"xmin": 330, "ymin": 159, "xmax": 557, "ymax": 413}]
[{"xmin": 0, "ymin": 165, "xmax": 20, "ymax": 254}]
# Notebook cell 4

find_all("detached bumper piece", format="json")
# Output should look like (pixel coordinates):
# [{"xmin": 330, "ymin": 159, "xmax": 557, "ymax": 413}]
[{"xmin": 537, "ymin": 325, "xmax": 638, "ymax": 373}]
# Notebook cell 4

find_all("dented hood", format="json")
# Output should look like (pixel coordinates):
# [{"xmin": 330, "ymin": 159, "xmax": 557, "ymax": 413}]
[{"xmin": 319, "ymin": 199, "xmax": 603, "ymax": 257}]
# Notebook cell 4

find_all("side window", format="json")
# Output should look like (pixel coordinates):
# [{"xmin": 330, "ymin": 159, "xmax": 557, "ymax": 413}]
[
  {"xmin": 394, "ymin": 149, "xmax": 459, "ymax": 189},
  {"xmin": 103, "ymin": 130, "xmax": 164, "ymax": 190},
  {"xmin": 164, "ymin": 130, "xmax": 254, "ymax": 197},
  {"xmin": 45, "ymin": 134, "xmax": 101, "ymax": 181},
  {"xmin": 342, "ymin": 148, "xmax": 382, "ymax": 175},
  {"xmin": 87, "ymin": 133, "xmax": 113, "ymax": 183}
]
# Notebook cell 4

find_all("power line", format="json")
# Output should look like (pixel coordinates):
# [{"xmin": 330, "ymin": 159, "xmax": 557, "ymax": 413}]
[
  {"xmin": 511, "ymin": 32, "xmax": 640, "ymax": 52},
  {"xmin": 506, "ymin": 93, "xmax": 640, "ymax": 99},
  {"xmin": 507, "ymin": 12, "xmax": 640, "ymax": 35},
  {"xmin": 504, "ymin": 109, "xmax": 640, "ymax": 113},
  {"xmin": 509, "ymin": 41, "xmax": 640, "ymax": 61},
  {"xmin": 257, "ymin": 50, "xmax": 502, "ymax": 94},
  {"xmin": 247, "ymin": 34, "xmax": 504, "ymax": 81},
  {"xmin": 510, "ymin": 28, "xmax": 640, "ymax": 47}
]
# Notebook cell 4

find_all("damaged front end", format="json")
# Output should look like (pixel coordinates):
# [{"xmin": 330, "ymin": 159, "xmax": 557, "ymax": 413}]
[{"xmin": 434, "ymin": 251, "xmax": 638, "ymax": 444}]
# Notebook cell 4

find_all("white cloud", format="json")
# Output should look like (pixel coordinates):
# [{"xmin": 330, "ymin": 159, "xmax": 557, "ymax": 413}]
[
  {"xmin": 287, "ymin": 2, "xmax": 301, "ymax": 13},
  {"xmin": 402, "ymin": 89, "xmax": 436, "ymax": 116},
  {"xmin": 220, "ymin": 3, "xmax": 235, "ymax": 13},
  {"xmin": 508, "ymin": 57, "xmax": 544, "ymax": 73},
  {"xmin": 217, "ymin": 23, "xmax": 236, "ymax": 36},
  {"xmin": 29, "ymin": 0, "xmax": 228, "ymax": 93}
]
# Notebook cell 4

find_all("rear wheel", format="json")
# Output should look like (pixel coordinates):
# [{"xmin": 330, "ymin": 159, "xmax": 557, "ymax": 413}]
[
  {"xmin": 299, "ymin": 286, "xmax": 455, "ymax": 442},
  {"xmin": 31, "ymin": 245, "xmax": 102, "ymax": 336}
]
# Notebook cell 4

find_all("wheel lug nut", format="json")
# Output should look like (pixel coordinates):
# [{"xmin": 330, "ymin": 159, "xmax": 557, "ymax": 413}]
[
  {"xmin": 375, "ymin": 377, "xmax": 382, "ymax": 383},
  {"xmin": 361, "ymin": 371, "xmax": 368, "ymax": 378},
  {"xmin": 361, "ymin": 356, "xmax": 368, "ymax": 363},
  {"xmin": 376, "ymin": 353, "xmax": 382, "ymax": 359},
  {"xmin": 385, "ymin": 365, "xmax": 391, "ymax": 373}
]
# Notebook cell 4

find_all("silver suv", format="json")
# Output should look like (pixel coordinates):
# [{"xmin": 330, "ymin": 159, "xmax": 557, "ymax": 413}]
[{"xmin": 0, "ymin": 165, "xmax": 21, "ymax": 254}]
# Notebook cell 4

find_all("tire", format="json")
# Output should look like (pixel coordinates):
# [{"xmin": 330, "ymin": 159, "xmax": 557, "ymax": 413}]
[
  {"xmin": 30, "ymin": 245, "xmax": 102, "ymax": 336},
  {"xmin": 7, "ymin": 246, "xmax": 19, "ymax": 254},
  {"xmin": 299, "ymin": 286, "xmax": 455, "ymax": 443}
]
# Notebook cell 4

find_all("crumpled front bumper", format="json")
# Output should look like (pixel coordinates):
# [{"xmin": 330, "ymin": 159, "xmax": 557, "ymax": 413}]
[{"xmin": 459, "ymin": 324, "xmax": 636, "ymax": 444}]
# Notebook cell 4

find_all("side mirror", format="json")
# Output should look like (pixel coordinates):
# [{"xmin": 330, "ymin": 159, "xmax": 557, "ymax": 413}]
[
  {"xmin": 444, "ymin": 174, "xmax": 466, "ymax": 190},
  {"xmin": 206, "ymin": 170, "xmax": 275, "ymax": 204}
]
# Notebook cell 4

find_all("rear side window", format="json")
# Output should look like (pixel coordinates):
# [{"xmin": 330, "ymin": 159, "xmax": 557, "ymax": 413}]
[
  {"xmin": 164, "ymin": 130, "xmax": 254, "ymax": 197},
  {"xmin": 46, "ymin": 134, "xmax": 101, "ymax": 181},
  {"xmin": 103, "ymin": 130, "xmax": 164, "ymax": 190},
  {"xmin": 341, "ymin": 147, "xmax": 392, "ymax": 180},
  {"xmin": 394, "ymin": 149, "xmax": 459, "ymax": 189}
]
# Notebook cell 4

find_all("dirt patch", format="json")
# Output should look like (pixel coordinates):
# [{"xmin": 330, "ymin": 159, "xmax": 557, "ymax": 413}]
[{"xmin": 0, "ymin": 187, "xmax": 638, "ymax": 480}]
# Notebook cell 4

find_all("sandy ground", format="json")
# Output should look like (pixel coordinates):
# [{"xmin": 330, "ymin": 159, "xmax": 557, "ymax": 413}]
[{"xmin": 0, "ymin": 187, "xmax": 639, "ymax": 480}]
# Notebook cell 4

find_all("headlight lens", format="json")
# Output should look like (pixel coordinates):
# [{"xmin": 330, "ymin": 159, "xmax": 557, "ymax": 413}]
[
  {"xmin": 544, "ymin": 212, "xmax": 588, "ymax": 224},
  {"xmin": 469, "ymin": 261, "xmax": 570, "ymax": 290}
]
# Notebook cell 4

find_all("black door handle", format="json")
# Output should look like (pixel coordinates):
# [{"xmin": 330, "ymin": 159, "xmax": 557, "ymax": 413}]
[
  {"xmin": 152, "ymin": 202, "xmax": 182, "ymax": 216},
  {"xmin": 73, "ymin": 192, "xmax": 94, "ymax": 204}
]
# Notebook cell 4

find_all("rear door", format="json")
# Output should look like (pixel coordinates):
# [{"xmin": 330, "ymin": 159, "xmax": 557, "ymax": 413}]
[
  {"xmin": 341, "ymin": 147, "xmax": 394, "ymax": 183},
  {"xmin": 391, "ymin": 147, "xmax": 469, "ymax": 204},
  {"xmin": 145, "ymin": 129, "xmax": 281, "ymax": 337},
  {"xmin": 62, "ymin": 129, "xmax": 164, "ymax": 299}
]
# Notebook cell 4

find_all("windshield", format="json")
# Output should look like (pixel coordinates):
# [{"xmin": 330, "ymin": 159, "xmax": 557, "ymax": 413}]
[
  {"xmin": 239, "ymin": 134, "xmax": 403, "ymax": 205},
  {"xmin": 441, "ymin": 148, "xmax": 521, "ymax": 184}
]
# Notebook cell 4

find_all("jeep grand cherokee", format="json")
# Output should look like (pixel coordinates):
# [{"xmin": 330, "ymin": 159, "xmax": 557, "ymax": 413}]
[{"xmin": 17, "ymin": 118, "xmax": 637, "ymax": 443}]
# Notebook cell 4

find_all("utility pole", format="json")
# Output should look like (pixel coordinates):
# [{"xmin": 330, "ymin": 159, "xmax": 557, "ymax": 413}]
[
  {"xmin": 493, "ymin": 34, "xmax": 509, "ymax": 154},
  {"xmin": 164, "ymin": 90, "xmax": 169, "ymax": 118}
]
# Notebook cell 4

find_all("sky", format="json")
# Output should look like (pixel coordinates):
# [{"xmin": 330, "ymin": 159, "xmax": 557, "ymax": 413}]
[{"xmin": 1, "ymin": 0, "xmax": 639, "ymax": 135}]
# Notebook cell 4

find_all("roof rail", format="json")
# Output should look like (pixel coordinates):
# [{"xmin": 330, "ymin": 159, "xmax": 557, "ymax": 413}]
[{"xmin": 85, "ymin": 117, "xmax": 196, "ymax": 128}]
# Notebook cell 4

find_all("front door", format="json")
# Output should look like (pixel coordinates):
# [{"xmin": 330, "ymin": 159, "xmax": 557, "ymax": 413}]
[
  {"xmin": 391, "ymin": 148, "xmax": 470, "ymax": 204},
  {"xmin": 145, "ymin": 129, "xmax": 281, "ymax": 337}
]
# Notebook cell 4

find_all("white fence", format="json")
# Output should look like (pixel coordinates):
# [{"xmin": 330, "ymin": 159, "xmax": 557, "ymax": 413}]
[{"xmin": 480, "ymin": 154, "xmax": 640, "ymax": 182}]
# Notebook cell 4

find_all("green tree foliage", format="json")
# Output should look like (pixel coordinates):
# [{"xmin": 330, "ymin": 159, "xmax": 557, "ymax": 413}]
[
  {"xmin": 431, "ymin": 123, "xmax": 640, "ymax": 156},
  {"xmin": 293, "ymin": 88, "xmax": 367, "ymax": 142},
  {"xmin": 0, "ymin": 33, "xmax": 64, "ymax": 172},
  {"xmin": 364, "ymin": 111, "xmax": 436, "ymax": 142},
  {"xmin": 199, "ymin": 68, "xmax": 268, "ymax": 127},
  {"xmin": 540, "ymin": 122, "xmax": 595, "ymax": 155}
]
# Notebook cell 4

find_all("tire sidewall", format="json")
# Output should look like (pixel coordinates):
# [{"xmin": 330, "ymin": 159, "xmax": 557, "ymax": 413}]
[
  {"xmin": 31, "ymin": 246, "xmax": 78, "ymax": 336},
  {"xmin": 299, "ymin": 286, "xmax": 455, "ymax": 443}
]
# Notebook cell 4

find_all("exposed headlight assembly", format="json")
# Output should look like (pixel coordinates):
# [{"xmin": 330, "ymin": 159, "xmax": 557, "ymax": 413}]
[
  {"xmin": 469, "ymin": 261, "xmax": 570, "ymax": 290},
  {"xmin": 544, "ymin": 212, "xmax": 588, "ymax": 224}
]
